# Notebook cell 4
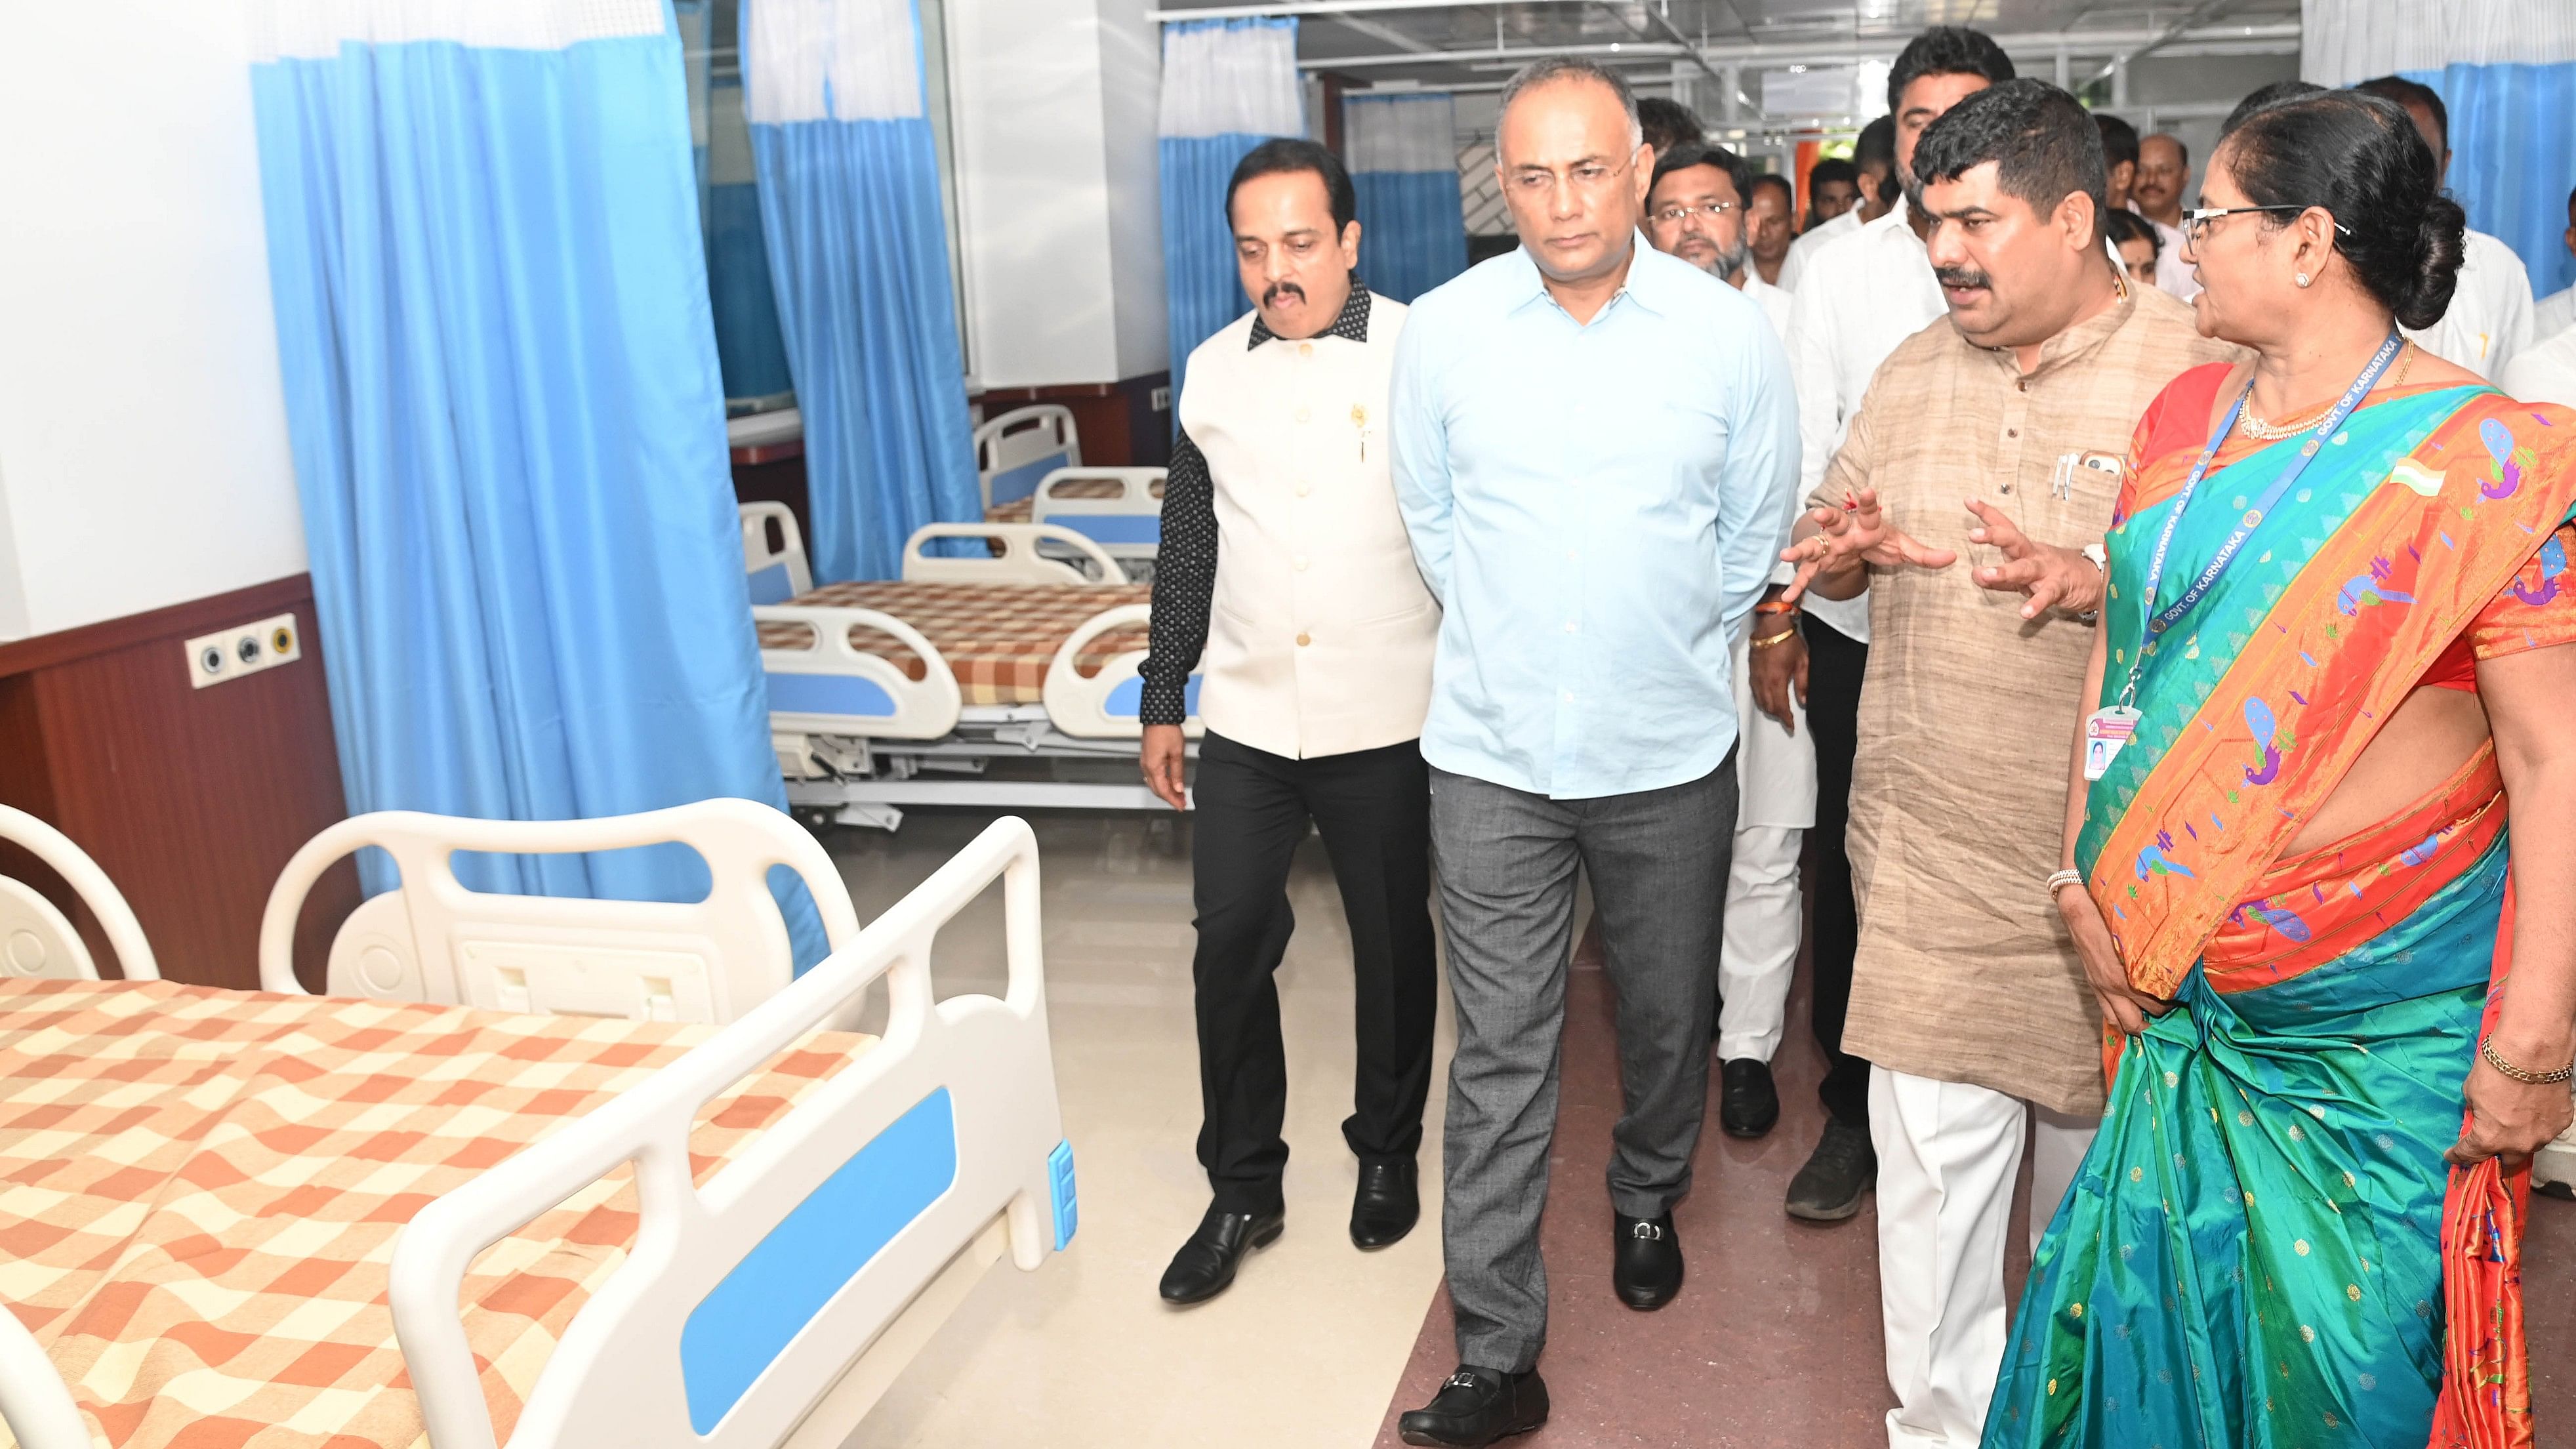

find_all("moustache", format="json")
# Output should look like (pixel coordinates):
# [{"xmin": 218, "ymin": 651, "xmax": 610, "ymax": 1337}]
[
  {"xmin": 1934, "ymin": 266, "xmax": 1992, "ymax": 291},
  {"xmin": 1262, "ymin": 282, "xmax": 1306, "ymax": 306}
]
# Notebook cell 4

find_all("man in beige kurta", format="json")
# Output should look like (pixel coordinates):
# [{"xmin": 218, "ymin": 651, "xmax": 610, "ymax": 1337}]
[{"xmin": 1784, "ymin": 77, "xmax": 2242, "ymax": 1449}]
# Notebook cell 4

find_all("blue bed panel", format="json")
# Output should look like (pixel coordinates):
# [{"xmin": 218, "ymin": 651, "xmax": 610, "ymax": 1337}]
[
  {"xmin": 765, "ymin": 670, "xmax": 898, "ymax": 720},
  {"xmin": 1052, "ymin": 514, "xmax": 1161, "ymax": 546},
  {"xmin": 1049, "ymin": 1139, "xmax": 1078, "ymax": 1250},
  {"xmin": 1097, "ymin": 673, "xmax": 1201, "ymax": 720},
  {"xmin": 680, "ymin": 1088, "xmax": 960, "ymax": 1433},
  {"xmin": 746, "ymin": 561, "xmax": 796, "ymax": 605},
  {"xmin": 985, "ymin": 451, "xmax": 1072, "ymax": 507}
]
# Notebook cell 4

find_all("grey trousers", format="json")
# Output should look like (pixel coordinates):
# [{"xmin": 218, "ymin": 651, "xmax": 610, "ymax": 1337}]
[{"xmin": 1428, "ymin": 758, "xmax": 1736, "ymax": 1374}]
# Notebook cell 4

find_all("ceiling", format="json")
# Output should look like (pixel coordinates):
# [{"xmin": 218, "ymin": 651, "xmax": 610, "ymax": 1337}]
[{"xmin": 1146, "ymin": 1, "xmax": 2304, "ymax": 113}]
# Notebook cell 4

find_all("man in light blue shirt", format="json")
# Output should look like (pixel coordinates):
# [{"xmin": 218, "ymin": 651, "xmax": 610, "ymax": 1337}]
[{"xmin": 1387, "ymin": 56, "xmax": 1799, "ymax": 1449}]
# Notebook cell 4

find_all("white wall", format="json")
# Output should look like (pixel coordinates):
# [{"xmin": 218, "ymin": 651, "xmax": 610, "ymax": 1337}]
[
  {"xmin": 948, "ymin": 0, "xmax": 1170, "ymax": 388},
  {"xmin": 0, "ymin": 4, "xmax": 307, "ymax": 644}
]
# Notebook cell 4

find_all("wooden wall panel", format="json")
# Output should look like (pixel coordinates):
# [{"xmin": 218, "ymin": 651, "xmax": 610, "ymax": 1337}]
[{"xmin": 0, "ymin": 578, "xmax": 356, "ymax": 992}]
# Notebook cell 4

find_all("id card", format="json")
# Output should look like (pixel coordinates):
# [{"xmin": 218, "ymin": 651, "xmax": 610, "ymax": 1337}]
[{"xmin": 2083, "ymin": 706, "xmax": 2141, "ymax": 781}]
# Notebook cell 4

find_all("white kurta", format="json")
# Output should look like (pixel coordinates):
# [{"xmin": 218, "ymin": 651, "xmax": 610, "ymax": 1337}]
[
  {"xmin": 2140, "ymin": 211, "xmax": 2198, "ymax": 300},
  {"xmin": 2404, "ymin": 228, "xmax": 2535, "ymax": 382},
  {"xmin": 2503, "ymin": 320, "xmax": 2576, "ymax": 408},
  {"xmin": 2534, "ymin": 283, "xmax": 2573, "ymax": 343},
  {"xmin": 1778, "ymin": 206, "xmax": 1861, "ymax": 292}
]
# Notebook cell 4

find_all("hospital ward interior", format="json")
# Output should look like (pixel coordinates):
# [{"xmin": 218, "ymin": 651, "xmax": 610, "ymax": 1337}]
[{"xmin": 4, "ymin": 0, "xmax": 2576, "ymax": 1445}]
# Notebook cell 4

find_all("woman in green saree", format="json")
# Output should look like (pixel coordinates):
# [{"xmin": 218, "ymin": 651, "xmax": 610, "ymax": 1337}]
[{"xmin": 1988, "ymin": 91, "xmax": 2576, "ymax": 1448}]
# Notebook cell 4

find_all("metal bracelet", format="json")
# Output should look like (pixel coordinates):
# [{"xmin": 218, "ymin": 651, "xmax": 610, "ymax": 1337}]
[
  {"xmin": 2479, "ymin": 1036, "xmax": 2576, "ymax": 1085},
  {"xmin": 1749, "ymin": 628, "xmax": 1799, "ymax": 650}
]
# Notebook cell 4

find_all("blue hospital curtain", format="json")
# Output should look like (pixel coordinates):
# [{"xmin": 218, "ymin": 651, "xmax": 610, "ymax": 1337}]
[
  {"xmin": 1160, "ymin": 18, "xmax": 1303, "ymax": 409},
  {"xmin": 2306, "ymin": 0, "xmax": 2576, "ymax": 298},
  {"xmin": 743, "ymin": 0, "xmax": 979, "ymax": 584},
  {"xmin": 1345, "ymin": 91, "xmax": 1468, "ymax": 304},
  {"xmin": 247, "ymin": 0, "xmax": 823, "ymax": 963}
]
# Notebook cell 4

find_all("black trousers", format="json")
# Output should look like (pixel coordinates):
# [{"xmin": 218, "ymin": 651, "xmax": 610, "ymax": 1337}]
[
  {"xmin": 1802, "ymin": 616, "xmax": 1873, "ymax": 1130},
  {"xmin": 1192, "ymin": 731, "xmax": 1439, "ymax": 1215}
]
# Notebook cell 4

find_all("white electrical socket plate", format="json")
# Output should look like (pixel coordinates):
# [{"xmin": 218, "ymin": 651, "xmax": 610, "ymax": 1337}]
[{"xmin": 183, "ymin": 612, "xmax": 303, "ymax": 690}]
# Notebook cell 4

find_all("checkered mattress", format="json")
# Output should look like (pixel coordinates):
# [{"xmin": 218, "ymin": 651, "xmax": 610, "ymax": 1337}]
[
  {"xmin": 983, "ymin": 476, "xmax": 1153, "ymax": 526},
  {"xmin": 0, "ymin": 978, "xmax": 869, "ymax": 1449},
  {"xmin": 754, "ymin": 580, "xmax": 1151, "ymax": 706}
]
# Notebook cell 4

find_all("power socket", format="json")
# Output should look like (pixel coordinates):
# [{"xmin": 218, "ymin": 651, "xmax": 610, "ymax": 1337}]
[{"xmin": 183, "ymin": 612, "xmax": 303, "ymax": 690}]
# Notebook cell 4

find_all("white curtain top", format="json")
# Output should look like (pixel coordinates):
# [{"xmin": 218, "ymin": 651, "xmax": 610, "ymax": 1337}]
[
  {"xmin": 743, "ymin": 0, "xmax": 923, "ymax": 124},
  {"xmin": 1160, "ymin": 18, "xmax": 1303, "ymax": 141},
  {"xmin": 1344, "ymin": 92, "xmax": 1458, "ymax": 174},
  {"xmin": 247, "ymin": 0, "xmax": 666, "ymax": 62},
  {"xmin": 2302, "ymin": 0, "xmax": 2576, "ymax": 83}
]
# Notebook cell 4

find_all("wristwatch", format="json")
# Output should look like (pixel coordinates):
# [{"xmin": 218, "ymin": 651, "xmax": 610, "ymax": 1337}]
[{"xmin": 2076, "ymin": 542, "xmax": 2108, "ymax": 624}]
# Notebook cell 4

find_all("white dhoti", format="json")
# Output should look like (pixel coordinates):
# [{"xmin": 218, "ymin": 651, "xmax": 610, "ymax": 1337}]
[
  {"xmin": 1870, "ymin": 1065, "xmax": 2099, "ymax": 1449},
  {"xmin": 1718, "ymin": 625, "xmax": 1817, "ymax": 1063}
]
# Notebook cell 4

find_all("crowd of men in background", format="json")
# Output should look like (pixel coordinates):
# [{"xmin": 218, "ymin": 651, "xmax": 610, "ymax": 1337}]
[{"xmin": 1145, "ymin": 23, "xmax": 2576, "ymax": 1449}]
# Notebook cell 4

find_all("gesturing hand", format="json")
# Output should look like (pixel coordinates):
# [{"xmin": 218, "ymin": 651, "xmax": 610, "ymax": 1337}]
[
  {"xmin": 1779, "ymin": 487, "xmax": 1958, "ymax": 605},
  {"xmin": 1966, "ymin": 499, "xmax": 2106, "ymax": 621}
]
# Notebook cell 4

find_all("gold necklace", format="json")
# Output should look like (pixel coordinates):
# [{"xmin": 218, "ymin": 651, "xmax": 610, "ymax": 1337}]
[{"xmin": 2238, "ymin": 343, "xmax": 2415, "ymax": 440}]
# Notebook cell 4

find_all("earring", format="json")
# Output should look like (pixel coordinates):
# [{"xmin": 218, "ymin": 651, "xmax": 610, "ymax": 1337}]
[{"xmin": 2295, "ymin": 272, "xmax": 2312, "ymax": 287}]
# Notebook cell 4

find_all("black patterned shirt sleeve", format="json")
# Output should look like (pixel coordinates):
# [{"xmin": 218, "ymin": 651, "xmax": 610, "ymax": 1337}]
[{"xmin": 1138, "ymin": 428, "xmax": 1216, "ymax": 726}]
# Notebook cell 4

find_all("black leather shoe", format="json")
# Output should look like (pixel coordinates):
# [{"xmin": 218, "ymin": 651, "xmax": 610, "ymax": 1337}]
[
  {"xmin": 1785, "ymin": 1117, "xmax": 1877, "ymax": 1222},
  {"xmin": 1612, "ymin": 1212, "xmax": 1683, "ymax": 1309},
  {"xmin": 1397, "ymin": 1364, "xmax": 1549, "ymax": 1446},
  {"xmin": 1351, "ymin": 1158, "xmax": 1420, "ymax": 1249},
  {"xmin": 1157, "ymin": 1205, "xmax": 1284, "ymax": 1305},
  {"xmin": 1719, "ymin": 1057, "xmax": 1780, "ymax": 1138}
]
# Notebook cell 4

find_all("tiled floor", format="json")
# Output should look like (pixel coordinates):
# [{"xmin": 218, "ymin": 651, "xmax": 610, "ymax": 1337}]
[{"xmin": 830, "ymin": 807, "xmax": 2576, "ymax": 1449}]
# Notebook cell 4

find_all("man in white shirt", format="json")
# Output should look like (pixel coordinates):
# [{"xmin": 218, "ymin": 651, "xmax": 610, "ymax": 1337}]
[
  {"xmin": 2354, "ymin": 75, "xmax": 2535, "ymax": 380},
  {"xmin": 2534, "ymin": 184, "xmax": 2575, "ymax": 342},
  {"xmin": 2503, "ymin": 322, "xmax": 2576, "ymax": 407},
  {"xmin": 1643, "ymin": 140, "xmax": 1803, "ymax": 1139},
  {"xmin": 1782, "ymin": 115, "xmax": 1893, "ymax": 291},
  {"xmin": 1770, "ymin": 24, "xmax": 2013, "ymax": 1225},
  {"xmin": 2130, "ymin": 131, "xmax": 2199, "ymax": 300}
]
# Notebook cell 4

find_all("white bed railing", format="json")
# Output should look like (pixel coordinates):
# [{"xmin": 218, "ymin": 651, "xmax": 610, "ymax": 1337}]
[
  {"xmin": 1031, "ymin": 468, "xmax": 1164, "ymax": 571},
  {"xmin": 1041, "ymin": 603, "xmax": 1196, "ymax": 741},
  {"xmin": 902, "ymin": 522, "xmax": 1123, "ymax": 586},
  {"xmin": 755, "ymin": 602, "xmax": 965, "ymax": 744},
  {"xmin": 393, "ymin": 815, "xmax": 1069, "ymax": 1448}
]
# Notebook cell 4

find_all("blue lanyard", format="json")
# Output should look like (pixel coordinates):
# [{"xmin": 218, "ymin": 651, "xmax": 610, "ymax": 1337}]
[{"xmin": 2117, "ymin": 331, "xmax": 2403, "ymax": 707}]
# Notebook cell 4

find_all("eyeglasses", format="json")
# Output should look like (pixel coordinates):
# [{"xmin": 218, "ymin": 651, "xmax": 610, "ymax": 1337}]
[
  {"xmin": 1649, "ymin": 200, "xmax": 1740, "ymax": 226},
  {"xmin": 2180, "ymin": 204, "xmax": 2354, "ymax": 245},
  {"xmin": 1507, "ymin": 159, "xmax": 1633, "ymax": 196}
]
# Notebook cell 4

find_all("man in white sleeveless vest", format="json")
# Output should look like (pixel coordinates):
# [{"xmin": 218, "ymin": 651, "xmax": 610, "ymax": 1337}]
[{"xmin": 1138, "ymin": 138, "xmax": 1442, "ymax": 1307}]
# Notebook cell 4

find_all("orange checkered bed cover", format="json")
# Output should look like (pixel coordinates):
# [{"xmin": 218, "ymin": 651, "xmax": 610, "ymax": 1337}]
[
  {"xmin": 0, "ymin": 978, "xmax": 869, "ymax": 1449},
  {"xmin": 753, "ymin": 580, "xmax": 1150, "ymax": 706},
  {"xmin": 983, "ymin": 476, "xmax": 1150, "ymax": 527}
]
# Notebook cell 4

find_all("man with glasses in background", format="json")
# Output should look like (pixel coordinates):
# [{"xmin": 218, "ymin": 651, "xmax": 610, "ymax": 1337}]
[
  {"xmin": 1643, "ymin": 140, "xmax": 1805, "ymax": 1143},
  {"xmin": 1388, "ymin": 56, "xmax": 1797, "ymax": 1448}
]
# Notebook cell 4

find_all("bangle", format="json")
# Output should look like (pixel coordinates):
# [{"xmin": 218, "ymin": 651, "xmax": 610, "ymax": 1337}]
[
  {"xmin": 2479, "ymin": 1036, "xmax": 2576, "ymax": 1085},
  {"xmin": 2045, "ymin": 868, "xmax": 2086, "ymax": 902},
  {"xmin": 1753, "ymin": 599, "xmax": 1797, "ymax": 615},
  {"xmin": 1749, "ymin": 628, "xmax": 1799, "ymax": 650}
]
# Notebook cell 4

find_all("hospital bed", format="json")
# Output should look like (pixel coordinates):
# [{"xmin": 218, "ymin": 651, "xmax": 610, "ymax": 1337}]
[
  {"xmin": 743, "ymin": 506, "xmax": 1201, "ymax": 832},
  {"xmin": 0, "ymin": 814, "xmax": 1073, "ymax": 1449}
]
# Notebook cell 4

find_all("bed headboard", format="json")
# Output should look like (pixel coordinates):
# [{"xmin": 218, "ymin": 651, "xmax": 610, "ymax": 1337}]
[{"xmin": 390, "ymin": 816, "xmax": 1071, "ymax": 1449}]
